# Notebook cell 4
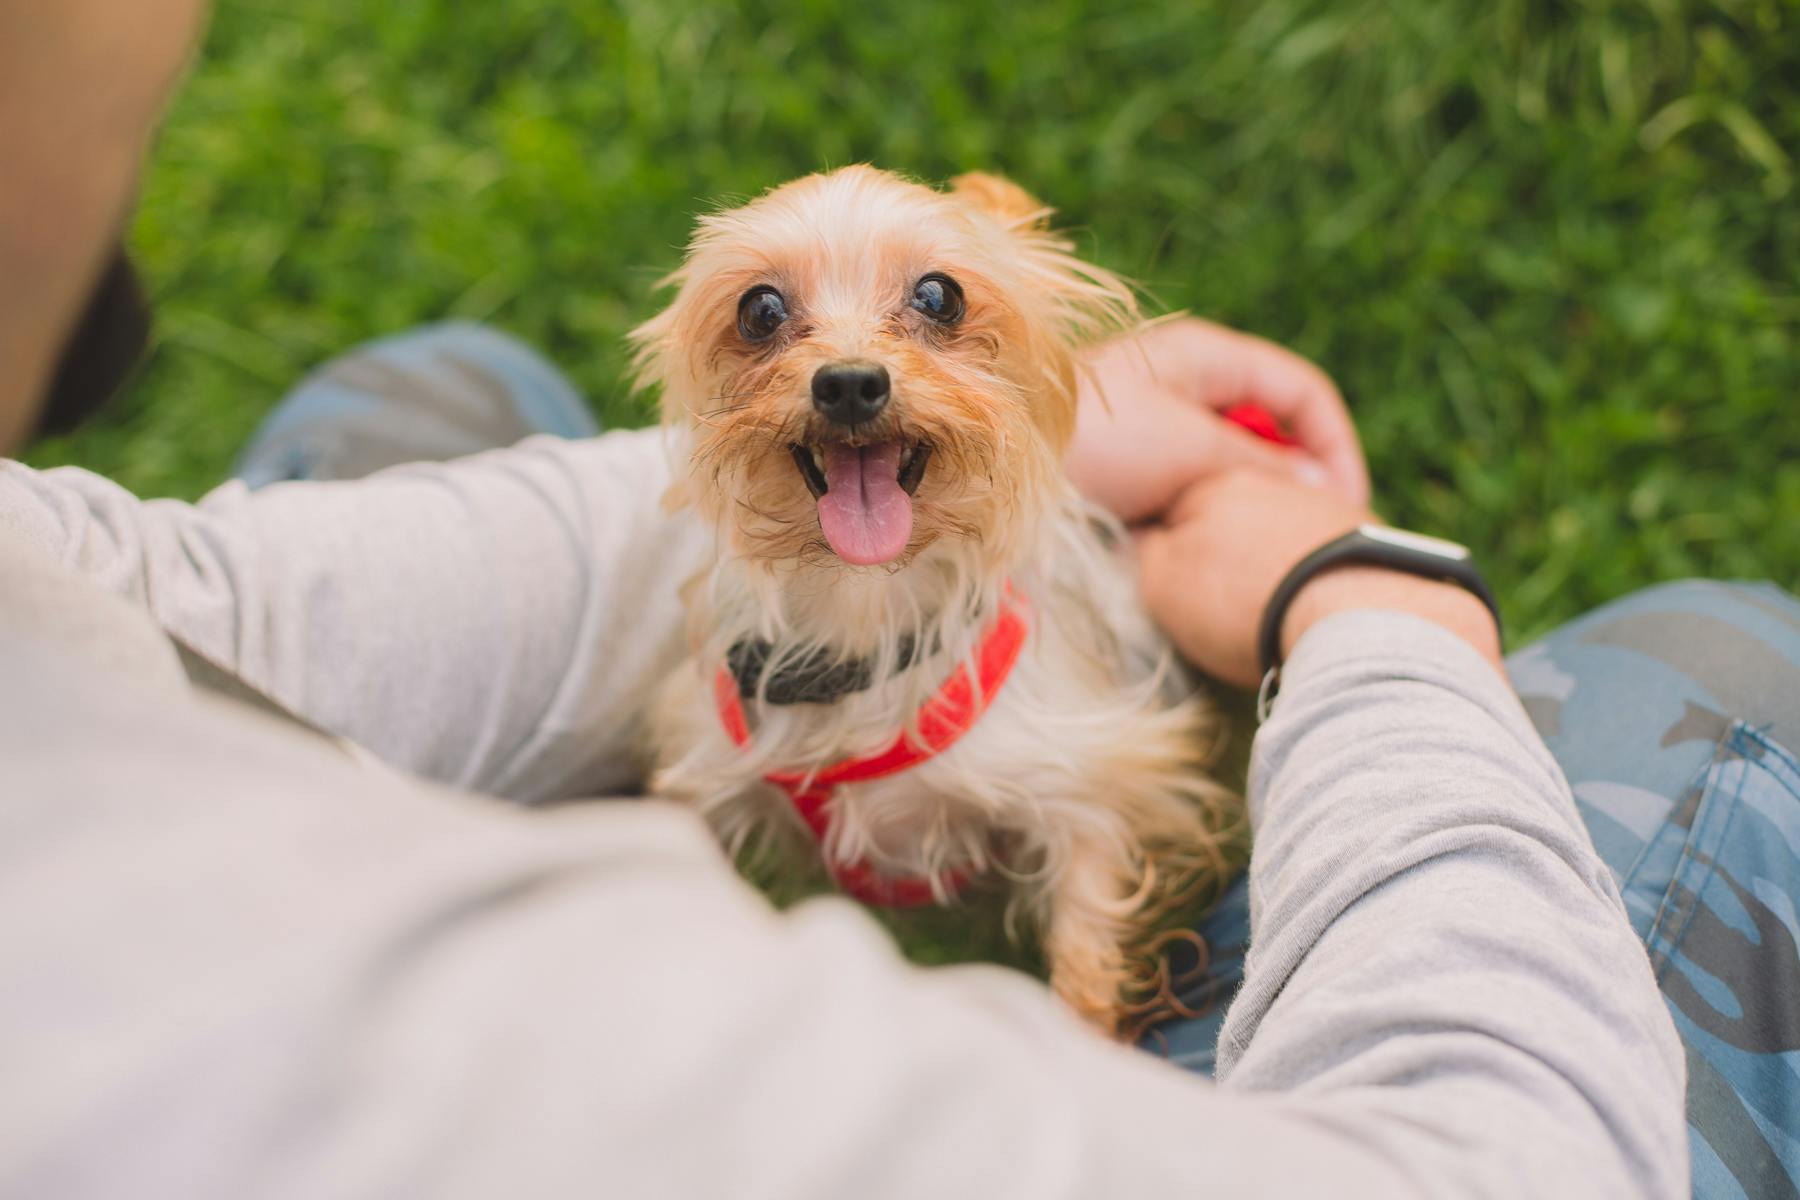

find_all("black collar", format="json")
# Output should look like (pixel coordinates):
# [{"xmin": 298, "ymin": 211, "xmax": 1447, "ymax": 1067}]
[{"xmin": 726, "ymin": 634, "xmax": 925, "ymax": 705}]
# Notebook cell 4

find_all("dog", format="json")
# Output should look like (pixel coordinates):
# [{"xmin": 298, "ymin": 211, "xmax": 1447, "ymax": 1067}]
[{"xmin": 632, "ymin": 165, "xmax": 1238, "ymax": 1033}]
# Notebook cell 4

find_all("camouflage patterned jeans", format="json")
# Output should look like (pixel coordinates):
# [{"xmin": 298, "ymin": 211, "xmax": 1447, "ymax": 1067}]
[
  {"xmin": 249, "ymin": 324, "xmax": 1800, "ymax": 1200},
  {"xmin": 1513, "ymin": 580, "xmax": 1800, "ymax": 1199}
]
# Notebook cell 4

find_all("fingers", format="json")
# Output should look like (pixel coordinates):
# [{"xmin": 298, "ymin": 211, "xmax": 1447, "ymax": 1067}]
[
  {"xmin": 1204, "ymin": 419, "xmax": 1333, "ymax": 490},
  {"xmin": 1067, "ymin": 391, "xmax": 1328, "ymax": 526},
  {"xmin": 1132, "ymin": 318, "xmax": 1371, "ymax": 507},
  {"xmin": 1224, "ymin": 339, "xmax": 1369, "ymax": 506},
  {"xmin": 1066, "ymin": 391, "xmax": 1220, "ymax": 524}
]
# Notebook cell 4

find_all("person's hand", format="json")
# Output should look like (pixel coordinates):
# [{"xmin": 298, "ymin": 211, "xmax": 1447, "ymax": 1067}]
[
  {"xmin": 1066, "ymin": 318, "xmax": 1370, "ymax": 524},
  {"xmin": 1137, "ymin": 470, "xmax": 1502, "ymax": 689}
]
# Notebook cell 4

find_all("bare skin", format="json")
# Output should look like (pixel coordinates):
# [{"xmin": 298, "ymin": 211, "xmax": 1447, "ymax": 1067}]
[
  {"xmin": 1069, "ymin": 317, "xmax": 1371, "ymax": 521},
  {"xmin": 1136, "ymin": 469, "xmax": 1504, "ymax": 687},
  {"xmin": 0, "ymin": 0, "xmax": 210, "ymax": 450}
]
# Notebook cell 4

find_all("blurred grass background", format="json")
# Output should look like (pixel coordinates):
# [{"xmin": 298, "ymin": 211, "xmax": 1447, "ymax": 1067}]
[{"xmin": 26, "ymin": 0, "xmax": 1797, "ymax": 643}]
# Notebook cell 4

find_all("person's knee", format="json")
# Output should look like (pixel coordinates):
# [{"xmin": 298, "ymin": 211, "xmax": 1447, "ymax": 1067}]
[
  {"xmin": 1602, "ymin": 577, "xmax": 1798, "ymax": 621},
  {"xmin": 362, "ymin": 321, "xmax": 547, "ymax": 375},
  {"xmin": 317, "ymin": 321, "xmax": 598, "ymax": 443},
  {"xmin": 237, "ymin": 321, "xmax": 596, "ymax": 487},
  {"xmin": 1562, "ymin": 578, "xmax": 1800, "ymax": 740}
]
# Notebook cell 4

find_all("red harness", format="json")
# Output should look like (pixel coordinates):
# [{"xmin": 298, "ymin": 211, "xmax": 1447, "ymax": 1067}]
[{"xmin": 713, "ymin": 598, "xmax": 1029, "ymax": 907}]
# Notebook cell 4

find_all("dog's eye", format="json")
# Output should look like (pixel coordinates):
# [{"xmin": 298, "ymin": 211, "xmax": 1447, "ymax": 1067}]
[
  {"xmin": 737, "ymin": 286, "xmax": 789, "ymax": 343},
  {"xmin": 911, "ymin": 273, "xmax": 965, "ymax": 325}
]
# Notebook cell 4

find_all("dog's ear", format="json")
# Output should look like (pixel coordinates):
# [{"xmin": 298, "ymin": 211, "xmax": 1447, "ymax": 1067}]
[
  {"xmin": 949, "ymin": 172, "xmax": 1053, "ymax": 231},
  {"xmin": 950, "ymin": 173, "xmax": 1139, "ymax": 449},
  {"xmin": 947, "ymin": 171, "xmax": 1136, "ymax": 349}
]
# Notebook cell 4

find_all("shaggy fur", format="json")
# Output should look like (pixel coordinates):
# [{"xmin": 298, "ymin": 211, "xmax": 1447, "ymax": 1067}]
[{"xmin": 633, "ymin": 165, "xmax": 1239, "ymax": 1033}]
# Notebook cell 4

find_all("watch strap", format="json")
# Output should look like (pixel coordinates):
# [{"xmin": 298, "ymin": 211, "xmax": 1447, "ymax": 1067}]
[{"xmin": 1255, "ymin": 524, "xmax": 1501, "ymax": 716}]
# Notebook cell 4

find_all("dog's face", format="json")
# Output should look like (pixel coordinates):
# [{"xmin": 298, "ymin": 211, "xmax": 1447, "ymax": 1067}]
[{"xmin": 634, "ymin": 166, "xmax": 1133, "ymax": 573}]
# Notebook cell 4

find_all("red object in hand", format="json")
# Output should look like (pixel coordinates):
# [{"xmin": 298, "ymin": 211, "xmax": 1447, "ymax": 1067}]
[{"xmin": 1220, "ymin": 403, "xmax": 1300, "ymax": 448}]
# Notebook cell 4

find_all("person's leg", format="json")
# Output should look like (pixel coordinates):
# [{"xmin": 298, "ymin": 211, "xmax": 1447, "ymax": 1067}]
[
  {"xmin": 1509, "ymin": 579, "xmax": 1800, "ymax": 1200},
  {"xmin": 1135, "ymin": 873, "xmax": 1247, "ymax": 1072},
  {"xmin": 234, "ymin": 321, "xmax": 599, "ymax": 488}
]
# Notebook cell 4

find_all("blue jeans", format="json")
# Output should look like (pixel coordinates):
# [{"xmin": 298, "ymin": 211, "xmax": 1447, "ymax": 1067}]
[
  {"xmin": 233, "ymin": 322, "xmax": 597, "ymax": 486},
  {"xmin": 247, "ymin": 325, "xmax": 1800, "ymax": 1200}
]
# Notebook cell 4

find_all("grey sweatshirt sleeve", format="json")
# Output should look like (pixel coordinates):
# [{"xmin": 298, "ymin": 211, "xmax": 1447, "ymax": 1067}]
[
  {"xmin": 1219, "ymin": 611, "xmax": 1688, "ymax": 1196},
  {"xmin": 0, "ymin": 429, "xmax": 709, "ymax": 799},
  {"xmin": 0, "ymin": 578, "xmax": 1689, "ymax": 1199}
]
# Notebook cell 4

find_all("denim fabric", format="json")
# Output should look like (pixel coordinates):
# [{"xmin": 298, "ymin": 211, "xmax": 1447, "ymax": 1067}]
[{"xmin": 234, "ymin": 322, "xmax": 598, "ymax": 488}]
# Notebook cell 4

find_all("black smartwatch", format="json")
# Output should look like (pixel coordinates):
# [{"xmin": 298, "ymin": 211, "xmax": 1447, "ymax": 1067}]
[{"xmin": 1255, "ymin": 523, "xmax": 1501, "ymax": 720}]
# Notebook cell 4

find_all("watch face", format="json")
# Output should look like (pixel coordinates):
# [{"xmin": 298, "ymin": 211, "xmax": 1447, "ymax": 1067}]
[{"xmin": 1359, "ymin": 523, "xmax": 1472, "ymax": 562}]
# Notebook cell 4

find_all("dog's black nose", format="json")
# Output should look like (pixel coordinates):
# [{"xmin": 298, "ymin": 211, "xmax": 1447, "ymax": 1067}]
[{"xmin": 811, "ymin": 361, "xmax": 891, "ymax": 426}]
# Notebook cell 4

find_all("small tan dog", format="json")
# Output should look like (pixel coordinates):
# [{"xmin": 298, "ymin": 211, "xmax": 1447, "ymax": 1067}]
[{"xmin": 634, "ymin": 165, "xmax": 1237, "ymax": 1033}]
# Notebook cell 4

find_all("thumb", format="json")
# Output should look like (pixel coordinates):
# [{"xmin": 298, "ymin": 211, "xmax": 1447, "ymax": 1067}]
[{"xmin": 1205, "ymin": 420, "xmax": 1332, "ymax": 490}]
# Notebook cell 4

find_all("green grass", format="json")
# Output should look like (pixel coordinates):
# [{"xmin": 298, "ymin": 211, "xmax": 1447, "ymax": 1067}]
[
  {"xmin": 20, "ymin": 0, "xmax": 1796, "ymax": 979},
  {"xmin": 26, "ymin": 0, "xmax": 1798, "ymax": 642}
]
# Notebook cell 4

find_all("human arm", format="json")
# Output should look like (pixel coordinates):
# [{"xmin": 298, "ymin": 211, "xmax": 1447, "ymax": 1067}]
[
  {"xmin": 1214, "ymin": 608, "xmax": 1685, "ymax": 1193},
  {"xmin": 0, "ymin": 510, "xmax": 1685, "ymax": 1200},
  {"xmin": 1132, "ymin": 469, "xmax": 1685, "ymax": 1192},
  {"xmin": 0, "ymin": 430, "xmax": 710, "ymax": 799},
  {"xmin": 0, "ymin": 0, "xmax": 701, "ymax": 801}
]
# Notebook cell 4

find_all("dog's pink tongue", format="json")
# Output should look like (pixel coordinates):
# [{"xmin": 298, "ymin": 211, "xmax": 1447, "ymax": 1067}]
[{"xmin": 817, "ymin": 441, "xmax": 913, "ymax": 565}]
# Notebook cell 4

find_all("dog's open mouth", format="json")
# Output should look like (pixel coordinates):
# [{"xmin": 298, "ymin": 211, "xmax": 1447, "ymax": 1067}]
[{"xmin": 789, "ymin": 440, "xmax": 932, "ymax": 566}]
